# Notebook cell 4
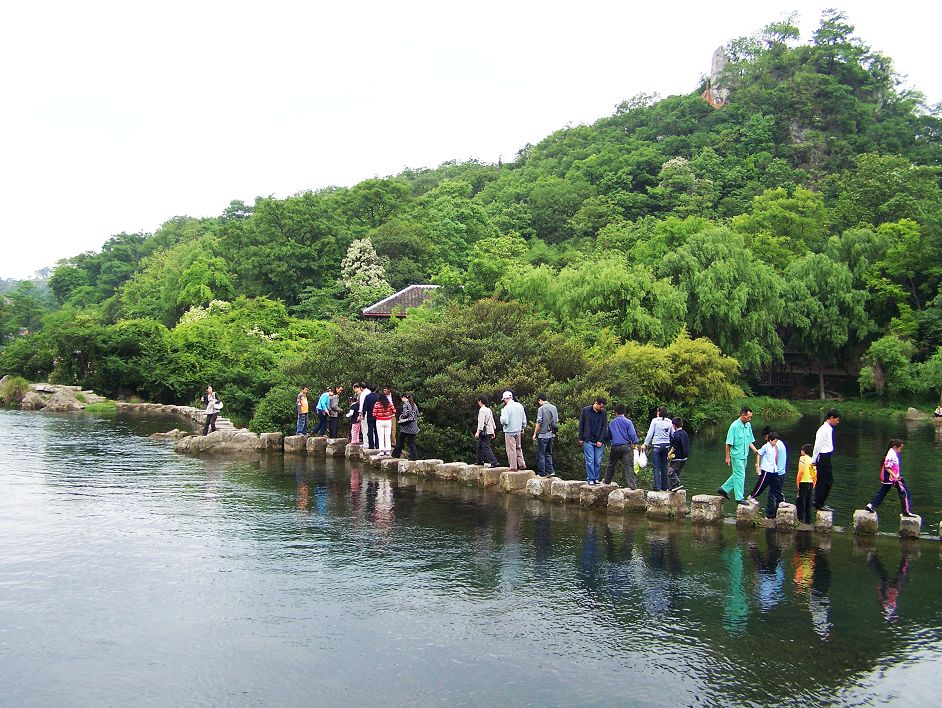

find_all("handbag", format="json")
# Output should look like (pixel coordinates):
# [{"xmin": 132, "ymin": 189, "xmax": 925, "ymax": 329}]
[{"xmin": 213, "ymin": 400, "xmax": 224, "ymax": 412}]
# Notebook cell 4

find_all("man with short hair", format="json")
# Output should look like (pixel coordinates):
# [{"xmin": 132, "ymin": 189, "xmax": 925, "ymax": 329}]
[
  {"xmin": 311, "ymin": 386, "xmax": 330, "ymax": 435},
  {"xmin": 719, "ymin": 406, "xmax": 760, "ymax": 503},
  {"xmin": 603, "ymin": 403, "xmax": 638, "ymax": 487},
  {"xmin": 666, "ymin": 417, "xmax": 690, "ymax": 492},
  {"xmin": 296, "ymin": 385, "xmax": 310, "ymax": 436},
  {"xmin": 532, "ymin": 393, "xmax": 558, "ymax": 477},
  {"xmin": 813, "ymin": 409, "xmax": 841, "ymax": 512},
  {"xmin": 499, "ymin": 391, "xmax": 527, "ymax": 470},
  {"xmin": 579, "ymin": 397, "xmax": 608, "ymax": 485},
  {"xmin": 363, "ymin": 384, "xmax": 380, "ymax": 449}
]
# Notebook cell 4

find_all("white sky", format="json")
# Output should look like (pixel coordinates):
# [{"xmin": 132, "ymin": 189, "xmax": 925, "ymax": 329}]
[{"xmin": 1, "ymin": 1, "xmax": 939, "ymax": 279}]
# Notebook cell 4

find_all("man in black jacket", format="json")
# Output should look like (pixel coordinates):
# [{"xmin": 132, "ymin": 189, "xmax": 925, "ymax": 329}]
[
  {"xmin": 578, "ymin": 397, "xmax": 607, "ymax": 485},
  {"xmin": 363, "ymin": 385, "xmax": 379, "ymax": 450},
  {"xmin": 667, "ymin": 417, "xmax": 690, "ymax": 492}
]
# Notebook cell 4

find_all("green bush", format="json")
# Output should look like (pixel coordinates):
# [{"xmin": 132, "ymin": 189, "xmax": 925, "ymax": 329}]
[
  {"xmin": 249, "ymin": 383, "xmax": 301, "ymax": 435},
  {"xmin": 84, "ymin": 401, "xmax": 117, "ymax": 413},
  {"xmin": 0, "ymin": 375, "xmax": 30, "ymax": 404}
]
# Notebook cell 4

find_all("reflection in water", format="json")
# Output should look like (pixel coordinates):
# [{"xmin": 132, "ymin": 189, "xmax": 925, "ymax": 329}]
[
  {"xmin": 794, "ymin": 533, "xmax": 833, "ymax": 640},
  {"xmin": 751, "ymin": 528, "xmax": 785, "ymax": 612},
  {"xmin": 722, "ymin": 546, "xmax": 749, "ymax": 635},
  {"xmin": 869, "ymin": 552, "xmax": 912, "ymax": 624}
]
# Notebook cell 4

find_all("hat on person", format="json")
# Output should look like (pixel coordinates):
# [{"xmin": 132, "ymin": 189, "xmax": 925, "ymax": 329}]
[{"xmin": 502, "ymin": 390, "xmax": 513, "ymax": 400}]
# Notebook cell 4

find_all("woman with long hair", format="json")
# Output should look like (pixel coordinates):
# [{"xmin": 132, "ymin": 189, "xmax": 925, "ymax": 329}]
[{"xmin": 392, "ymin": 393, "xmax": 419, "ymax": 460}]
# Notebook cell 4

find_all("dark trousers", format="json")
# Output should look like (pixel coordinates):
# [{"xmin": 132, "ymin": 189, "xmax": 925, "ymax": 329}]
[
  {"xmin": 328, "ymin": 416, "xmax": 339, "ymax": 438},
  {"xmin": 667, "ymin": 459, "xmax": 686, "ymax": 490},
  {"xmin": 393, "ymin": 432, "xmax": 418, "ymax": 460},
  {"xmin": 367, "ymin": 415, "xmax": 378, "ymax": 449},
  {"xmin": 476, "ymin": 434, "xmax": 499, "ymax": 466},
  {"xmin": 536, "ymin": 437, "xmax": 555, "ymax": 476},
  {"xmin": 312, "ymin": 411, "xmax": 328, "ymax": 435},
  {"xmin": 765, "ymin": 473, "xmax": 784, "ymax": 519},
  {"xmin": 202, "ymin": 413, "xmax": 218, "ymax": 435},
  {"xmin": 604, "ymin": 445, "xmax": 636, "ymax": 486},
  {"xmin": 797, "ymin": 482, "xmax": 814, "ymax": 523},
  {"xmin": 814, "ymin": 453, "xmax": 833, "ymax": 508},
  {"xmin": 869, "ymin": 478, "xmax": 913, "ymax": 515},
  {"xmin": 651, "ymin": 445, "xmax": 669, "ymax": 491}
]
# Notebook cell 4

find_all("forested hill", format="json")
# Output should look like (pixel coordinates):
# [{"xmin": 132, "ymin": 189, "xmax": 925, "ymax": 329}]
[{"xmin": 2, "ymin": 10, "xmax": 941, "ymax": 440}]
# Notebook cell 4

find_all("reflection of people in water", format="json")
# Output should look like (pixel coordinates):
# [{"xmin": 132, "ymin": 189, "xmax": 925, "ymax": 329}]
[
  {"xmin": 722, "ymin": 546, "xmax": 749, "ymax": 635},
  {"xmin": 750, "ymin": 529, "xmax": 784, "ymax": 612},
  {"xmin": 869, "ymin": 552, "xmax": 911, "ymax": 623},
  {"xmin": 793, "ymin": 535, "xmax": 832, "ymax": 640},
  {"xmin": 934, "ymin": 405, "xmax": 942, "ymax": 418}
]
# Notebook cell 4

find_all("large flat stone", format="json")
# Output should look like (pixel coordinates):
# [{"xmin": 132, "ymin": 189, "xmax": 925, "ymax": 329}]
[
  {"xmin": 435, "ymin": 462, "xmax": 469, "ymax": 480},
  {"xmin": 397, "ymin": 459, "xmax": 418, "ymax": 474},
  {"xmin": 899, "ymin": 514, "xmax": 922, "ymax": 539},
  {"xmin": 359, "ymin": 447, "xmax": 380, "ymax": 462},
  {"xmin": 259, "ymin": 432, "xmax": 283, "ymax": 451},
  {"xmin": 481, "ymin": 466, "xmax": 507, "ymax": 487},
  {"xmin": 581, "ymin": 483, "xmax": 618, "ymax": 507},
  {"xmin": 368, "ymin": 454, "xmax": 387, "ymax": 468},
  {"xmin": 853, "ymin": 509, "xmax": 879, "ymax": 535},
  {"xmin": 457, "ymin": 465, "xmax": 485, "ymax": 486},
  {"xmin": 526, "ymin": 476, "xmax": 554, "ymax": 499},
  {"xmin": 414, "ymin": 459, "xmax": 445, "ymax": 476},
  {"xmin": 380, "ymin": 457, "xmax": 401, "ymax": 472},
  {"xmin": 345, "ymin": 443, "xmax": 363, "ymax": 458},
  {"xmin": 306, "ymin": 436, "xmax": 329, "ymax": 453},
  {"xmin": 325, "ymin": 438, "xmax": 349, "ymax": 457},
  {"xmin": 500, "ymin": 469, "xmax": 535, "ymax": 493},
  {"xmin": 647, "ymin": 490, "xmax": 687, "ymax": 519},
  {"xmin": 284, "ymin": 435, "xmax": 306, "ymax": 454},
  {"xmin": 735, "ymin": 498, "xmax": 761, "ymax": 526},
  {"xmin": 550, "ymin": 479, "xmax": 584, "ymax": 503},
  {"xmin": 814, "ymin": 509, "xmax": 833, "ymax": 533},
  {"xmin": 691, "ymin": 494, "xmax": 724, "ymax": 523},
  {"xmin": 624, "ymin": 488, "xmax": 647, "ymax": 512},
  {"xmin": 607, "ymin": 489, "xmax": 627, "ymax": 513},
  {"xmin": 775, "ymin": 502, "xmax": 798, "ymax": 529}
]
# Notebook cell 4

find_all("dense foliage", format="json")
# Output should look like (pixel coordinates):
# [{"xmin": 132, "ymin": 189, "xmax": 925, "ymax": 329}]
[{"xmin": 3, "ymin": 11, "xmax": 942, "ymax": 448}]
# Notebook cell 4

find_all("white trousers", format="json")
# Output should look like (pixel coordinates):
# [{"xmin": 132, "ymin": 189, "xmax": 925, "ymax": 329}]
[{"xmin": 377, "ymin": 419, "xmax": 392, "ymax": 452}]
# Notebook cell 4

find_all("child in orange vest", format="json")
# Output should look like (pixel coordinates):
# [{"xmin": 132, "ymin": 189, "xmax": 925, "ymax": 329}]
[{"xmin": 796, "ymin": 443, "xmax": 816, "ymax": 524}]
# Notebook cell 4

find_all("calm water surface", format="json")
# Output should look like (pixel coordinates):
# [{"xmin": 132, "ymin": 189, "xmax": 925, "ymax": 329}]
[{"xmin": 1, "ymin": 410, "xmax": 941, "ymax": 706}]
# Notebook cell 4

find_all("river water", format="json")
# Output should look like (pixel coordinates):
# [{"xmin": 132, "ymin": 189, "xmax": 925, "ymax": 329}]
[{"xmin": 1, "ymin": 410, "xmax": 941, "ymax": 706}]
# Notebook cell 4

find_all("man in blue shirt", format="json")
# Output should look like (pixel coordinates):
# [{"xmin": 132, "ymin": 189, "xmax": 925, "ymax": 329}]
[
  {"xmin": 603, "ymin": 403, "xmax": 638, "ymax": 487},
  {"xmin": 312, "ymin": 387, "xmax": 331, "ymax": 435}
]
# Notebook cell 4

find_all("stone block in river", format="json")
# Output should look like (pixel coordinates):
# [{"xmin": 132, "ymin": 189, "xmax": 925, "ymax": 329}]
[
  {"xmin": 814, "ymin": 509, "xmax": 833, "ymax": 533},
  {"xmin": 284, "ymin": 435, "xmax": 307, "ymax": 454},
  {"xmin": 691, "ymin": 495, "xmax": 725, "ymax": 523},
  {"xmin": 435, "ymin": 462, "xmax": 468, "ymax": 480},
  {"xmin": 260, "ymin": 432, "xmax": 283, "ymax": 451},
  {"xmin": 481, "ymin": 467, "xmax": 507, "ymax": 487},
  {"xmin": 414, "ymin": 459, "xmax": 444, "ymax": 476},
  {"xmin": 526, "ymin": 476, "xmax": 554, "ymax": 499},
  {"xmin": 306, "ymin": 436, "xmax": 329, "ymax": 454},
  {"xmin": 853, "ymin": 509, "xmax": 879, "ymax": 535},
  {"xmin": 380, "ymin": 457, "xmax": 401, "ymax": 473},
  {"xmin": 397, "ymin": 459, "xmax": 418, "ymax": 474},
  {"xmin": 607, "ymin": 489, "xmax": 626, "ymax": 513},
  {"xmin": 624, "ymin": 488, "xmax": 647, "ymax": 512},
  {"xmin": 19, "ymin": 391, "xmax": 47, "ymax": 410},
  {"xmin": 550, "ymin": 479, "xmax": 584, "ymax": 503},
  {"xmin": 325, "ymin": 438, "xmax": 348, "ymax": 457},
  {"xmin": 647, "ymin": 490, "xmax": 687, "ymax": 519},
  {"xmin": 500, "ymin": 469, "xmax": 535, "ymax": 493},
  {"xmin": 149, "ymin": 428, "xmax": 188, "ymax": 440},
  {"xmin": 457, "ymin": 465, "xmax": 485, "ymax": 486},
  {"xmin": 899, "ymin": 514, "xmax": 922, "ymax": 539},
  {"xmin": 359, "ymin": 447, "xmax": 380, "ymax": 462},
  {"xmin": 735, "ymin": 498, "xmax": 761, "ymax": 526},
  {"xmin": 775, "ymin": 503, "xmax": 798, "ymax": 529},
  {"xmin": 580, "ymin": 483, "xmax": 617, "ymax": 507},
  {"xmin": 345, "ymin": 443, "xmax": 362, "ymax": 458},
  {"xmin": 368, "ymin": 454, "xmax": 387, "ymax": 468}
]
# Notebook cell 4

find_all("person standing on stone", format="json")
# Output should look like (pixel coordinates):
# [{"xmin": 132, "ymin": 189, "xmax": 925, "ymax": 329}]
[
  {"xmin": 200, "ymin": 385, "xmax": 221, "ymax": 436},
  {"xmin": 475, "ymin": 395, "xmax": 500, "ymax": 467},
  {"xmin": 499, "ymin": 391, "xmax": 527, "ymax": 471},
  {"xmin": 796, "ymin": 443, "xmax": 816, "ymax": 524},
  {"xmin": 363, "ymin": 384, "xmax": 380, "ymax": 449},
  {"xmin": 372, "ymin": 390, "xmax": 396, "ymax": 455},
  {"xmin": 666, "ymin": 417, "xmax": 690, "ymax": 492},
  {"xmin": 718, "ymin": 406, "xmax": 760, "ymax": 504},
  {"xmin": 392, "ymin": 393, "xmax": 419, "ymax": 460},
  {"xmin": 532, "ymin": 393, "xmax": 558, "ymax": 477},
  {"xmin": 578, "ymin": 397, "xmax": 607, "ymax": 485},
  {"xmin": 603, "ymin": 403, "xmax": 638, "ymax": 487},
  {"xmin": 311, "ymin": 386, "xmax": 330, "ymax": 435},
  {"xmin": 812, "ymin": 409, "xmax": 840, "ymax": 512},
  {"xmin": 348, "ymin": 393, "xmax": 361, "ymax": 445},
  {"xmin": 642, "ymin": 406, "xmax": 673, "ymax": 492},
  {"xmin": 327, "ymin": 386, "xmax": 343, "ymax": 438},
  {"xmin": 382, "ymin": 385, "xmax": 397, "ymax": 449},
  {"xmin": 865, "ymin": 439, "xmax": 915, "ymax": 518},
  {"xmin": 296, "ymin": 385, "xmax": 310, "ymax": 436},
  {"xmin": 751, "ymin": 430, "xmax": 787, "ymax": 519}
]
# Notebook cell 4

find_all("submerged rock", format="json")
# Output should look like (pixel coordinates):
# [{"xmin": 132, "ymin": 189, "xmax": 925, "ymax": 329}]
[
  {"xmin": 149, "ymin": 429, "xmax": 188, "ymax": 440},
  {"xmin": 174, "ymin": 430, "xmax": 264, "ymax": 455}
]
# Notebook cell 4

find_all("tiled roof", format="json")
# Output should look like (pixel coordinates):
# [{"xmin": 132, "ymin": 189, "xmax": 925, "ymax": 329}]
[{"xmin": 362, "ymin": 284, "xmax": 440, "ymax": 317}]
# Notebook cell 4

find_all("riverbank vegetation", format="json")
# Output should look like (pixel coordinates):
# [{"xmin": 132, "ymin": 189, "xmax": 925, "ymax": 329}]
[{"xmin": 2, "ymin": 11, "xmax": 941, "ymax": 455}]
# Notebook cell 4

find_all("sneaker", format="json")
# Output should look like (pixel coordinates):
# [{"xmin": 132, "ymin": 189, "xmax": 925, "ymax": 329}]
[
  {"xmin": 902, "ymin": 512, "xmax": 916, "ymax": 518},
  {"xmin": 670, "ymin": 484, "xmax": 684, "ymax": 492},
  {"xmin": 483, "ymin": 463, "xmax": 492, "ymax": 468},
  {"xmin": 865, "ymin": 503, "xmax": 875, "ymax": 513},
  {"xmin": 716, "ymin": 488, "xmax": 729, "ymax": 500},
  {"xmin": 819, "ymin": 505, "xmax": 834, "ymax": 512},
  {"xmin": 736, "ymin": 499, "xmax": 750, "ymax": 506}
]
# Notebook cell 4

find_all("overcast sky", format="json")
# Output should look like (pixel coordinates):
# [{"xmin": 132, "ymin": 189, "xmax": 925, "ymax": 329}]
[{"xmin": 1, "ymin": 1, "xmax": 939, "ymax": 279}]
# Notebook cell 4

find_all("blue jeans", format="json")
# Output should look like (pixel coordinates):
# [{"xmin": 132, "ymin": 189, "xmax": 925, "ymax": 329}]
[
  {"xmin": 536, "ymin": 437, "xmax": 555, "ymax": 476},
  {"xmin": 297, "ymin": 413, "xmax": 308, "ymax": 435},
  {"xmin": 651, "ymin": 445, "xmax": 670, "ymax": 491},
  {"xmin": 583, "ymin": 442, "xmax": 603, "ymax": 482}
]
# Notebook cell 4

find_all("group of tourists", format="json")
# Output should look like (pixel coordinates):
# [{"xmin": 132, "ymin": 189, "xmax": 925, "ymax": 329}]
[{"xmin": 718, "ymin": 406, "xmax": 916, "ymax": 522}]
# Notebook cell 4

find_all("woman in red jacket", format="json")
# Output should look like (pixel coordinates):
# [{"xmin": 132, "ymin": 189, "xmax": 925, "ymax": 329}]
[{"xmin": 372, "ymin": 392, "xmax": 397, "ymax": 455}]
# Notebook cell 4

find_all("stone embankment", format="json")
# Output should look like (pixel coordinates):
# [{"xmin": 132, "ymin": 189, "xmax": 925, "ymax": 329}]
[
  {"xmin": 170, "ymin": 434, "xmax": 938, "ymax": 541},
  {"xmin": 1, "ymin": 379, "xmax": 110, "ymax": 412}
]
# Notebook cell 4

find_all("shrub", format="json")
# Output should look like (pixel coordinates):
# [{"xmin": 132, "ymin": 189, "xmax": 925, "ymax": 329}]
[{"xmin": 0, "ymin": 375, "xmax": 30, "ymax": 404}]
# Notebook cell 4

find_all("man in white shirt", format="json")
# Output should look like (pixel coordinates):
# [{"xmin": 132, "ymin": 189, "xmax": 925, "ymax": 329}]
[{"xmin": 812, "ymin": 408, "xmax": 841, "ymax": 512}]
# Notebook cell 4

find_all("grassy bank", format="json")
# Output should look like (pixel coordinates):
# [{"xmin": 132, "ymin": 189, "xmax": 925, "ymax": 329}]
[
  {"xmin": 791, "ymin": 399, "xmax": 931, "ymax": 421},
  {"xmin": 687, "ymin": 396, "xmax": 800, "ymax": 431}
]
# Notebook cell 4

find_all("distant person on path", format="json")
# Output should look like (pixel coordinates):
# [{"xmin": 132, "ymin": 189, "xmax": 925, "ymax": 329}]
[
  {"xmin": 666, "ymin": 417, "xmax": 690, "ymax": 492},
  {"xmin": 796, "ymin": 443, "xmax": 816, "ymax": 524},
  {"xmin": 327, "ymin": 386, "xmax": 343, "ymax": 438},
  {"xmin": 475, "ymin": 395, "xmax": 500, "ymax": 467},
  {"xmin": 296, "ymin": 385, "xmax": 310, "ymax": 436},
  {"xmin": 750, "ymin": 429, "xmax": 787, "ymax": 519},
  {"xmin": 866, "ymin": 439, "xmax": 915, "ymax": 517},
  {"xmin": 363, "ymin": 384, "xmax": 379, "ymax": 449},
  {"xmin": 392, "ymin": 393, "xmax": 419, "ymax": 460},
  {"xmin": 812, "ymin": 409, "xmax": 841, "ymax": 512},
  {"xmin": 311, "ymin": 387, "xmax": 330, "ymax": 435},
  {"xmin": 643, "ymin": 406, "xmax": 673, "ymax": 492},
  {"xmin": 579, "ymin": 397, "xmax": 607, "ymax": 485},
  {"xmin": 718, "ymin": 406, "xmax": 760, "ymax": 504},
  {"xmin": 532, "ymin": 393, "xmax": 558, "ymax": 477},
  {"xmin": 201, "ymin": 385, "xmax": 221, "ymax": 436},
  {"xmin": 603, "ymin": 403, "xmax": 638, "ymax": 487},
  {"xmin": 372, "ymin": 389, "xmax": 396, "ymax": 455},
  {"xmin": 500, "ymin": 391, "xmax": 527, "ymax": 470}
]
